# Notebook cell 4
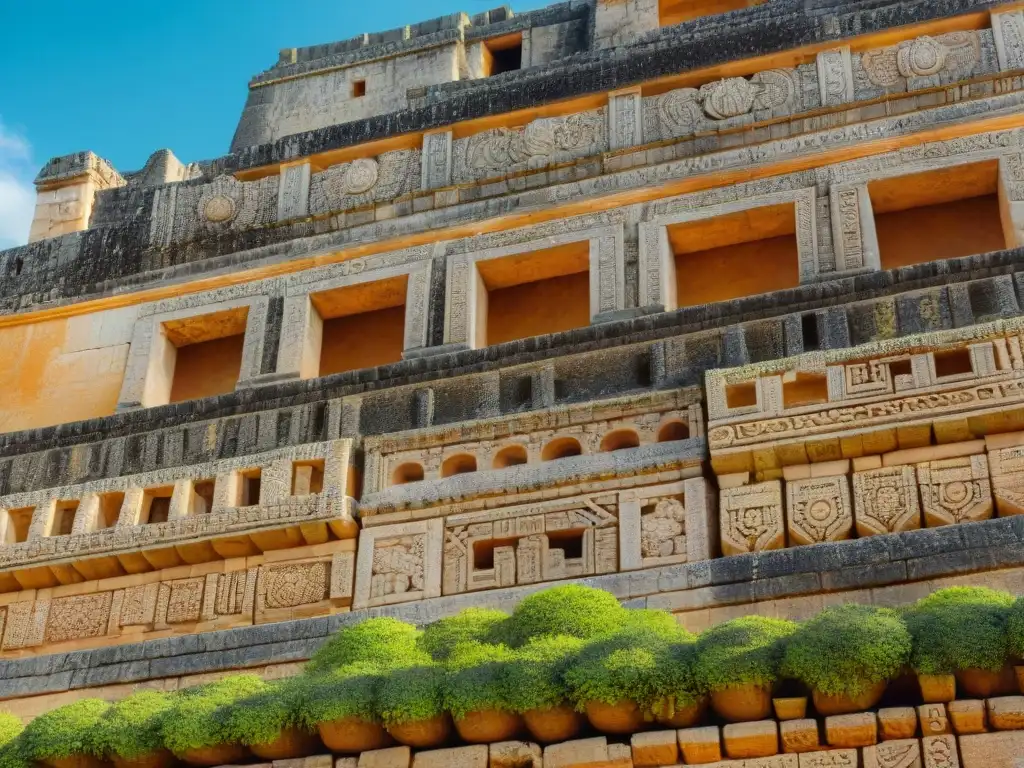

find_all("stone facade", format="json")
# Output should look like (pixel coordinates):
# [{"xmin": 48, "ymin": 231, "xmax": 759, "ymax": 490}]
[{"xmin": 8, "ymin": 1, "xmax": 1024, "ymax": 767}]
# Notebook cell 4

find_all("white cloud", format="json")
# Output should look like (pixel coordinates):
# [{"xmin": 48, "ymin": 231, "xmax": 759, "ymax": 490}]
[{"xmin": 0, "ymin": 120, "xmax": 35, "ymax": 250}]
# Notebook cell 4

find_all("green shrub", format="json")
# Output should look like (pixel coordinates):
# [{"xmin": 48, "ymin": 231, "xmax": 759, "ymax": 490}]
[
  {"xmin": 295, "ymin": 663, "xmax": 386, "ymax": 727},
  {"xmin": 615, "ymin": 609, "xmax": 691, "ymax": 641},
  {"xmin": 1008, "ymin": 596, "xmax": 1024, "ymax": 659},
  {"xmin": 21, "ymin": 699, "xmax": 108, "ymax": 761},
  {"xmin": 904, "ymin": 587, "xmax": 1014, "ymax": 675},
  {"xmin": 564, "ymin": 629, "xmax": 700, "ymax": 714},
  {"xmin": 0, "ymin": 714, "xmax": 26, "ymax": 768},
  {"xmin": 378, "ymin": 663, "xmax": 447, "ymax": 725},
  {"xmin": 693, "ymin": 616, "xmax": 798, "ymax": 693},
  {"xmin": 783, "ymin": 605, "xmax": 911, "ymax": 698},
  {"xmin": 160, "ymin": 675, "xmax": 268, "ymax": 754},
  {"xmin": 503, "ymin": 585, "xmax": 627, "ymax": 647},
  {"xmin": 504, "ymin": 635, "xmax": 585, "ymax": 713},
  {"xmin": 307, "ymin": 618, "xmax": 426, "ymax": 673},
  {"xmin": 420, "ymin": 609, "xmax": 509, "ymax": 660},
  {"xmin": 93, "ymin": 690, "xmax": 174, "ymax": 759},
  {"xmin": 442, "ymin": 642, "xmax": 516, "ymax": 719},
  {"xmin": 224, "ymin": 676, "xmax": 315, "ymax": 747}
]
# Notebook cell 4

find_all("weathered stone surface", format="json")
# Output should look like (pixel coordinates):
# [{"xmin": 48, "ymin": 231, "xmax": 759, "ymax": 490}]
[
  {"xmin": 863, "ymin": 739, "xmax": 922, "ymax": 768},
  {"xmin": 489, "ymin": 741, "xmax": 542, "ymax": 768},
  {"xmin": 826, "ymin": 713, "xmax": 878, "ymax": 748},
  {"xmin": 358, "ymin": 748, "xmax": 411, "ymax": 768},
  {"xmin": 948, "ymin": 700, "xmax": 987, "ymax": 735},
  {"xmin": 780, "ymin": 720, "xmax": 820, "ymax": 754},
  {"xmin": 678, "ymin": 725, "xmax": 723, "ymax": 764},
  {"xmin": 959, "ymin": 731, "xmax": 1024, "ymax": 767},
  {"xmin": 878, "ymin": 708, "xmax": 918, "ymax": 740},
  {"xmin": 723, "ymin": 721, "xmax": 779, "ymax": 759},
  {"xmin": 630, "ymin": 731, "xmax": 677, "ymax": 767},
  {"xmin": 412, "ymin": 746, "xmax": 487, "ymax": 768}
]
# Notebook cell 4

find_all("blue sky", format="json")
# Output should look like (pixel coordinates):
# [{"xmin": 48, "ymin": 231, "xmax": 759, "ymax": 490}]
[{"xmin": 0, "ymin": 0, "xmax": 549, "ymax": 247}]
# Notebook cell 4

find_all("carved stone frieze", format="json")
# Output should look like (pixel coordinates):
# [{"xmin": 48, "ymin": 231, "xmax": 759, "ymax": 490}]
[
  {"xmin": 861, "ymin": 33, "xmax": 981, "ymax": 88},
  {"xmin": 308, "ymin": 149, "xmax": 420, "ymax": 215}
]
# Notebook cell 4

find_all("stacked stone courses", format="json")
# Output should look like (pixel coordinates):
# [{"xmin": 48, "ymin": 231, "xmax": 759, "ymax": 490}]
[{"xmin": 12, "ymin": 0, "xmax": 1024, "ymax": 766}]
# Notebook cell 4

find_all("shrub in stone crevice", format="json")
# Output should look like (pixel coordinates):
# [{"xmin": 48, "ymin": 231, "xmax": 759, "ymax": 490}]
[
  {"xmin": 442, "ymin": 642, "xmax": 519, "ymax": 719},
  {"xmin": 306, "ymin": 617, "xmax": 426, "ymax": 673},
  {"xmin": 419, "ymin": 608, "xmax": 509, "ymax": 660},
  {"xmin": 377, "ymin": 662, "xmax": 448, "ymax": 726},
  {"xmin": 93, "ymin": 690, "xmax": 174, "ymax": 759},
  {"xmin": 503, "ymin": 635, "xmax": 585, "ymax": 714},
  {"xmin": 295, "ymin": 664, "xmax": 386, "ymax": 728},
  {"xmin": 223, "ymin": 676, "xmax": 315, "ymax": 747},
  {"xmin": 160, "ymin": 675, "xmax": 268, "ymax": 754},
  {"xmin": 693, "ymin": 616, "xmax": 798, "ymax": 693},
  {"xmin": 502, "ymin": 584, "xmax": 627, "ymax": 647},
  {"xmin": 20, "ymin": 698, "xmax": 108, "ymax": 762},
  {"xmin": 782, "ymin": 604, "xmax": 912, "ymax": 698},
  {"xmin": 904, "ymin": 586, "xmax": 1015, "ymax": 675}
]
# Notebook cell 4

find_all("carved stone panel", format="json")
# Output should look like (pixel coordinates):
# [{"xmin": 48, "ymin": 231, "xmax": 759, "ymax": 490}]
[
  {"xmin": 442, "ymin": 496, "xmax": 618, "ymax": 596},
  {"xmin": 720, "ymin": 481, "xmax": 785, "ymax": 556},
  {"xmin": 44, "ymin": 593, "xmax": 113, "ymax": 645},
  {"xmin": 863, "ymin": 739, "xmax": 922, "ymax": 768},
  {"xmin": 786, "ymin": 475, "xmax": 853, "ymax": 546},
  {"xmin": 989, "ymin": 444, "xmax": 1024, "ymax": 516},
  {"xmin": 853, "ymin": 466, "xmax": 922, "ymax": 537},
  {"xmin": 921, "ymin": 735, "xmax": 960, "ymax": 768},
  {"xmin": 917, "ymin": 455, "xmax": 993, "ymax": 527},
  {"xmin": 353, "ymin": 519, "xmax": 444, "ymax": 609}
]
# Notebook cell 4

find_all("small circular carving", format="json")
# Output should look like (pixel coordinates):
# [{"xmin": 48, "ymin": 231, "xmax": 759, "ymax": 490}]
[
  {"xmin": 700, "ymin": 78, "xmax": 757, "ymax": 120},
  {"xmin": 203, "ymin": 195, "xmax": 237, "ymax": 223},
  {"xmin": 343, "ymin": 158, "xmax": 380, "ymax": 194},
  {"xmin": 808, "ymin": 500, "xmax": 835, "ymax": 523},
  {"xmin": 944, "ymin": 480, "xmax": 969, "ymax": 504}
]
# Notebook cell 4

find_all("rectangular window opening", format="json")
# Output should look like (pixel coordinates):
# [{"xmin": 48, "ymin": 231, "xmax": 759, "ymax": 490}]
[
  {"xmin": 547, "ymin": 529, "xmax": 585, "ymax": 561},
  {"xmin": 801, "ymin": 314, "xmax": 820, "ymax": 352},
  {"xmin": 5, "ymin": 507, "xmax": 33, "ymax": 544},
  {"xmin": 312, "ymin": 275, "xmax": 409, "ymax": 377},
  {"xmin": 725, "ymin": 381, "xmax": 758, "ymax": 409},
  {"xmin": 477, "ymin": 241, "xmax": 592, "ymax": 347},
  {"xmin": 782, "ymin": 373, "xmax": 829, "ymax": 409},
  {"xmin": 869, "ymin": 161, "xmax": 1006, "ymax": 272},
  {"xmin": 484, "ymin": 34, "xmax": 523, "ymax": 76},
  {"xmin": 473, "ymin": 537, "xmax": 520, "ymax": 570},
  {"xmin": 669, "ymin": 203, "xmax": 800, "ymax": 308},
  {"xmin": 192, "ymin": 480, "xmax": 216, "ymax": 515},
  {"xmin": 51, "ymin": 501, "xmax": 79, "ymax": 536},
  {"xmin": 141, "ymin": 488, "xmax": 173, "ymax": 525},
  {"xmin": 292, "ymin": 460, "xmax": 325, "ymax": 496},
  {"xmin": 163, "ymin": 306, "xmax": 249, "ymax": 405},
  {"xmin": 238, "ymin": 470, "xmax": 262, "ymax": 507},
  {"xmin": 352, "ymin": 80, "xmax": 366, "ymax": 98},
  {"xmin": 934, "ymin": 347, "xmax": 974, "ymax": 379}
]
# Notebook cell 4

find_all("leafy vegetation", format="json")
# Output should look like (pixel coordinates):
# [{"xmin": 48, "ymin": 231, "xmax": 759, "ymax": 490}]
[
  {"xmin": 904, "ymin": 587, "xmax": 1015, "ymax": 675},
  {"xmin": 160, "ymin": 675, "xmax": 268, "ymax": 754},
  {"xmin": 693, "ymin": 616, "xmax": 798, "ymax": 692},
  {"xmin": 419, "ymin": 609, "xmax": 509, "ymax": 660},
  {"xmin": 307, "ymin": 618, "xmax": 426, "ymax": 673},
  {"xmin": 93, "ymin": 690, "xmax": 174, "ymax": 759},
  {"xmin": 21, "ymin": 699, "xmax": 108, "ymax": 761},
  {"xmin": 783, "ymin": 605, "xmax": 911, "ymax": 698},
  {"xmin": 502, "ymin": 585, "xmax": 627, "ymax": 647},
  {"xmin": 20, "ymin": 584, "xmax": 1024, "ymax": 750}
]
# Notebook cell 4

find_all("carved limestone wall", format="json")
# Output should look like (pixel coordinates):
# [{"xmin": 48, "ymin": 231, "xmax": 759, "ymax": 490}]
[
  {"xmin": 0, "ymin": 440, "xmax": 356, "ymax": 592},
  {"xmin": 0, "ymin": 539, "xmax": 354, "ymax": 657}
]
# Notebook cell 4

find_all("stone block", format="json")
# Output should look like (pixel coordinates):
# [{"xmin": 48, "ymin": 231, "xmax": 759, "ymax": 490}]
[
  {"xmin": 852, "ymin": 466, "xmax": 921, "ymax": 537},
  {"xmin": 747, "ymin": 757, "xmax": 798, "ymax": 768},
  {"xmin": 826, "ymin": 713, "xmax": 878, "ymax": 747},
  {"xmin": 335, "ymin": 761, "xmax": 358, "ymax": 768},
  {"xmin": 780, "ymin": 719, "xmax": 820, "ymax": 753},
  {"xmin": 863, "ymin": 739, "xmax": 921, "ymax": 768},
  {"xmin": 677, "ymin": 725, "xmax": 722, "ymax": 764},
  {"xmin": 630, "ymin": 731, "xmax": 678, "ymax": 766},
  {"xmin": 359, "ymin": 748, "xmax": 411, "ymax": 768},
  {"xmin": 786, "ymin": 475, "xmax": 853, "ymax": 546},
  {"xmin": 959, "ymin": 731, "xmax": 1024, "ymax": 767},
  {"xmin": 917, "ymin": 703, "xmax": 950, "ymax": 736},
  {"xmin": 412, "ymin": 746, "xmax": 488, "ymax": 768},
  {"xmin": 921, "ymin": 735, "xmax": 960, "ymax": 768},
  {"xmin": 987, "ymin": 696, "xmax": 1024, "ymax": 730},
  {"xmin": 948, "ymin": 700, "xmax": 987, "ymax": 734},
  {"xmin": 797, "ymin": 750, "xmax": 858, "ymax": 767},
  {"xmin": 489, "ymin": 741, "xmax": 542, "ymax": 768},
  {"xmin": 544, "ymin": 738, "xmax": 630, "ymax": 768},
  {"xmin": 878, "ymin": 707, "xmax": 918, "ymax": 740},
  {"xmin": 723, "ymin": 720, "xmax": 779, "ymax": 759},
  {"xmin": 720, "ymin": 481, "xmax": 785, "ymax": 555},
  {"xmin": 273, "ymin": 758, "xmax": 333, "ymax": 768}
]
